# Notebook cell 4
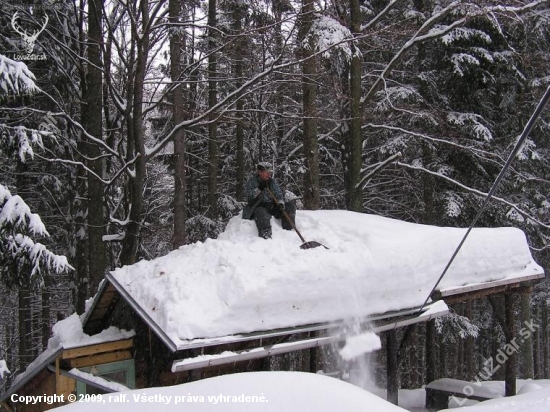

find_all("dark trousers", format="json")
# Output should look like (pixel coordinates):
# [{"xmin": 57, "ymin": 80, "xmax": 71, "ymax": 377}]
[{"xmin": 253, "ymin": 201, "xmax": 296, "ymax": 238}]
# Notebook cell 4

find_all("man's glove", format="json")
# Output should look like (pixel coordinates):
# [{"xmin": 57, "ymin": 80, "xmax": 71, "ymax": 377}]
[
  {"xmin": 258, "ymin": 179, "xmax": 269, "ymax": 190},
  {"xmin": 278, "ymin": 200, "xmax": 286, "ymax": 211},
  {"xmin": 253, "ymin": 188, "xmax": 262, "ymax": 198}
]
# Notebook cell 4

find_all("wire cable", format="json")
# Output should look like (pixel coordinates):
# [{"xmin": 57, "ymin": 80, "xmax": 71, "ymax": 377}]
[{"xmin": 418, "ymin": 85, "xmax": 550, "ymax": 314}]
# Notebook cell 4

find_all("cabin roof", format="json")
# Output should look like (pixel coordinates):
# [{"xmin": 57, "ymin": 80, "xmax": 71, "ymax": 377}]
[{"xmin": 84, "ymin": 210, "xmax": 544, "ymax": 351}]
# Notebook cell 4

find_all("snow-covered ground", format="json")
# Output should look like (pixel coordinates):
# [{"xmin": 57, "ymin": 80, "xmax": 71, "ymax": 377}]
[
  {"xmin": 50, "ymin": 374, "xmax": 550, "ymax": 412},
  {"xmin": 110, "ymin": 210, "xmax": 542, "ymax": 343},
  {"xmin": 366, "ymin": 379, "xmax": 550, "ymax": 412},
  {"xmin": 56, "ymin": 371, "xmax": 408, "ymax": 412}
]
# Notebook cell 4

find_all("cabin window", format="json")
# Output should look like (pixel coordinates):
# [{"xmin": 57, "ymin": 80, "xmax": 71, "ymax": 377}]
[{"xmin": 76, "ymin": 359, "xmax": 135, "ymax": 395}]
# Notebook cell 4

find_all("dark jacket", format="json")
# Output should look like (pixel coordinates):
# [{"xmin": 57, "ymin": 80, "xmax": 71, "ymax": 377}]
[{"xmin": 241, "ymin": 174, "xmax": 284, "ymax": 220}]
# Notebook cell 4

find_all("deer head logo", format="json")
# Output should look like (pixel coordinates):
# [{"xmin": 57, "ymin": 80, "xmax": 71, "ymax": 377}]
[{"xmin": 11, "ymin": 11, "xmax": 49, "ymax": 54}]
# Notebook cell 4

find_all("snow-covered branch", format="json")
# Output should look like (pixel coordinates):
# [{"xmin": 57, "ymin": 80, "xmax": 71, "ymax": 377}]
[
  {"xmin": 0, "ymin": 184, "xmax": 73, "ymax": 288},
  {"xmin": 364, "ymin": 123, "xmax": 506, "ymax": 163},
  {"xmin": 358, "ymin": 152, "xmax": 402, "ymax": 190},
  {"xmin": 0, "ymin": 184, "xmax": 48, "ymax": 236},
  {"xmin": 0, "ymin": 359, "xmax": 10, "ymax": 380},
  {"xmin": 0, "ymin": 54, "xmax": 39, "ymax": 96},
  {"xmin": 397, "ymin": 161, "xmax": 550, "ymax": 230},
  {"xmin": 362, "ymin": 1, "xmax": 465, "ymax": 104},
  {"xmin": 0, "ymin": 124, "xmax": 46, "ymax": 163}
]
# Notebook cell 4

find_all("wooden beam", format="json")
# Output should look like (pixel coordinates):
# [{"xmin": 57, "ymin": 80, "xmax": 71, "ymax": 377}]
[
  {"xmin": 1, "ymin": 400, "xmax": 14, "ymax": 412},
  {"xmin": 62, "ymin": 339, "xmax": 133, "ymax": 359},
  {"xmin": 505, "ymin": 294, "xmax": 517, "ymax": 397},
  {"xmin": 69, "ymin": 350, "xmax": 132, "ymax": 368},
  {"xmin": 83, "ymin": 282, "xmax": 121, "ymax": 335},
  {"xmin": 435, "ymin": 283, "xmax": 534, "ymax": 304},
  {"xmin": 56, "ymin": 356, "xmax": 76, "ymax": 396},
  {"xmin": 56, "ymin": 354, "xmax": 76, "ymax": 398},
  {"xmin": 386, "ymin": 330, "xmax": 399, "ymax": 405},
  {"xmin": 55, "ymin": 356, "xmax": 61, "ymax": 393}
]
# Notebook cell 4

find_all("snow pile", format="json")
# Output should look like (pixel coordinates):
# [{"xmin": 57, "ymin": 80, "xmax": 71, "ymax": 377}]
[
  {"xmin": 57, "ymin": 371, "xmax": 408, "ymax": 412},
  {"xmin": 111, "ymin": 210, "xmax": 542, "ymax": 342},
  {"xmin": 48, "ymin": 313, "xmax": 135, "ymax": 350},
  {"xmin": 442, "ymin": 384, "xmax": 550, "ymax": 412},
  {"xmin": 339, "ymin": 331, "xmax": 382, "ymax": 361}
]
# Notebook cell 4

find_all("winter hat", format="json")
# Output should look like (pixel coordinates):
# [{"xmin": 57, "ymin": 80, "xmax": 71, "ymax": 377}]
[{"xmin": 257, "ymin": 162, "xmax": 273, "ymax": 172}]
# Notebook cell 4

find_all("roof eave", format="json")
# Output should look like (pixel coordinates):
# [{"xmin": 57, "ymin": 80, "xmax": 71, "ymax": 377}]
[
  {"xmin": 0, "ymin": 348, "xmax": 63, "ymax": 403},
  {"xmin": 433, "ymin": 271, "xmax": 545, "ymax": 302},
  {"xmin": 174, "ymin": 301, "xmax": 449, "ymax": 352},
  {"xmin": 172, "ymin": 301, "xmax": 449, "ymax": 372}
]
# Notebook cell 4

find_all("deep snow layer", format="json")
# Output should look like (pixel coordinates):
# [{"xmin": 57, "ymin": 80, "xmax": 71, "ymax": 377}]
[
  {"xmin": 57, "ymin": 371, "xmax": 408, "ymax": 412},
  {"xmin": 111, "ymin": 210, "xmax": 542, "ymax": 342}
]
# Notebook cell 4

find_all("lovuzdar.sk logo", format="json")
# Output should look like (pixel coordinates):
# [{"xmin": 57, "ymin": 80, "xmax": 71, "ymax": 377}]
[{"xmin": 11, "ymin": 11, "xmax": 48, "ymax": 60}]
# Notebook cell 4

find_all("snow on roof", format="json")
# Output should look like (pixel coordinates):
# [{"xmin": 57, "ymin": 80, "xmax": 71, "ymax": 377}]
[
  {"xmin": 67, "ymin": 368, "xmax": 131, "ymax": 393},
  {"xmin": 110, "ymin": 210, "xmax": 543, "ymax": 344}
]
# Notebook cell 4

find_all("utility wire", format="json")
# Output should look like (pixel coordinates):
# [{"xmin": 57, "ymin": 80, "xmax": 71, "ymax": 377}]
[{"xmin": 418, "ymin": 85, "xmax": 550, "ymax": 314}]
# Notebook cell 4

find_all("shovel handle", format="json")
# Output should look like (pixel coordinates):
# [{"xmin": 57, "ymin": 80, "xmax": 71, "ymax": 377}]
[{"xmin": 265, "ymin": 187, "xmax": 307, "ymax": 244}]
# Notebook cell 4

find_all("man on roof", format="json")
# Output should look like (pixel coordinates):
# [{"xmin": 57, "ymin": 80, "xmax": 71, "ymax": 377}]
[{"xmin": 242, "ymin": 162, "xmax": 297, "ymax": 239}]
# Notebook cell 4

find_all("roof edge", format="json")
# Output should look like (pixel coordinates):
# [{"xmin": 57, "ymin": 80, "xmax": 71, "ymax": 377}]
[
  {"xmin": 106, "ymin": 273, "xmax": 178, "ymax": 352},
  {"xmin": 175, "ymin": 301, "xmax": 449, "ymax": 352},
  {"xmin": 436, "ymin": 271, "xmax": 544, "ymax": 298},
  {"xmin": 172, "ymin": 301, "xmax": 449, "ymax": 372},
  {"xmin": 0, "ymin": 348, "xmax": 62, "ymax": 403},
  {"xmin": 81, "ymin": 277, "xmax": 110, "ymax": 328}
]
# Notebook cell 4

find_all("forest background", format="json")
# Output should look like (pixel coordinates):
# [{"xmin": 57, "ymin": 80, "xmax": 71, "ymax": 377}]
[{"xmin": 1, "ymin": 0, "xmax": 550, "ymax": 395}]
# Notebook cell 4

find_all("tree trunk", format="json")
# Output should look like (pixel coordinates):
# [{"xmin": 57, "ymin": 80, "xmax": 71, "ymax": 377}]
[
  {"xmin": 232, "ymin": 5, "xmax": 245, "ymax": 202},
  {"xmin": 75, "ymin": 0, "xmax": 89, "ymax": 313},
  {"xmin": 299, "ymin": 0, "xmax": 319, "ymax": 210},
  {"xmin": 345, "ymin": 0, "xmax": 363, "ymax": 212},
  {"xmin": 207, "ymin": 0, "xmax": 218, "ymax": 217},
  {"xmin": 170, "ymin": 0, "xmax": 187, "ymax": 249},
  {"xmin": 18, "ymin": 288, "xmax": 31, "ymax": 370},
  {"xmin": 543, "ymin": 301, "xmax": 549, "ymax": 379},
  {"xmin": 84, "ymin": 0, "xmax": 106, "ymax": 293},
  {"xmin": 41, "ymin": 286, "xmax": 50, "ymax": 351},
  {"xmin": 422, "ymin": 140, "xmax": 435, "ymax": 224},
  {"xmin": 120, "ymin": 1, "xmax": 149, "ymax": 265}
]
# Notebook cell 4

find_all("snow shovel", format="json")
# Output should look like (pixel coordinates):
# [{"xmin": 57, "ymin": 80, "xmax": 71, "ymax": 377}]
[{"xmin": 265, "ymin": 187, "xmax": 327, "ymax": 250}]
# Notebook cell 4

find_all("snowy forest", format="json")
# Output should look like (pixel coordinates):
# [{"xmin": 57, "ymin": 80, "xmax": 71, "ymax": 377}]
[{"xmin": 1, "ymin": 0, "xmax": 550, "ymax": 398}]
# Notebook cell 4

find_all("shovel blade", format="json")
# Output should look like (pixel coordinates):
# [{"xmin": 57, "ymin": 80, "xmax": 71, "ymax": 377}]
[{"xmin": 300, "ymin": 241, "xmax": 327, "ymax": 250}]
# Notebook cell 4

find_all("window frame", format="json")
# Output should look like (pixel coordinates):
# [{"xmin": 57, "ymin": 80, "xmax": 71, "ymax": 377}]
[{"xmin": 75, "ymin": 359, "xmax": 135, "ymax": 395}]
